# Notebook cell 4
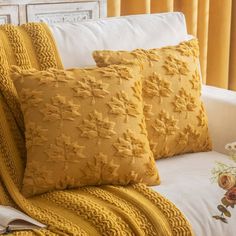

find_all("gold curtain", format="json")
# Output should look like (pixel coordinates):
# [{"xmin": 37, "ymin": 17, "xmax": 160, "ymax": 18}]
[{"xmin": 107, "ymin": 0, "xmax": 236, "ymax": 91}]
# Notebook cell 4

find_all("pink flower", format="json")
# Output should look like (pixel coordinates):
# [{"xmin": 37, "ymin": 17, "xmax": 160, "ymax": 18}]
[
  {"xmin": 225, "ymin": 187, "xmax": 236, "ymax": 204},
  {"xmin": 218, "ymin": 173, "xmax": 236, "ymax": 190}
]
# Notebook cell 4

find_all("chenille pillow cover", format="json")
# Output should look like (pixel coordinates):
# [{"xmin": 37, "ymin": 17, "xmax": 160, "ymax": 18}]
[
  {"xmin": 11, "ymin": 65, "xmax": 160, "ymax": 197},
  {"xmin": 93, "ymin": 39, "xmax": 212, "ymax": 159}
]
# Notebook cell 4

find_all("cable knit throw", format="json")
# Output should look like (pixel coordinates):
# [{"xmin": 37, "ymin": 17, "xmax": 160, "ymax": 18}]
[{"xmin": 0, "ymin": 23, "xmax": 193, "ymax": 235}]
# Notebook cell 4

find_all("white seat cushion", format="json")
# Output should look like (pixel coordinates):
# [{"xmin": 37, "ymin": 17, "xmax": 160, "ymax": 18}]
[
  {"xmin": 152, "ymin": 151, "xmax": 236, "ymax": 236},
  {"xmin": 49, "ymin": 12, "xmax": 189, "ymax": 68}
]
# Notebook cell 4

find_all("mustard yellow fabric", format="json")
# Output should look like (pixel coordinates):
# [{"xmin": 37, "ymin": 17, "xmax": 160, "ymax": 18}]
[
  {"xmin": 0, "ymin": 22, "xmax": 194, "ymax": 236},
  {"xmin": 93, "ymin": 39, "xmax": 212, "ymax": 159},
  {"xmin": 107, "ymin": 0, "xmax": 236, "ymax": 91},
  {"xmin": 0, "ymin": 23, "xmax": 63, "ymax": 207},
  {"xmin": 12, "ymin": 65, "xmax": 160, "ymax": 197}
]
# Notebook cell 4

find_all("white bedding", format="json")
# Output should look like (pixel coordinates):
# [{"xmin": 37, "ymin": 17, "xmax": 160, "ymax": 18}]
[{"xmin": 153, "ymin": 151, "xmax": 236, "ymax": 236}]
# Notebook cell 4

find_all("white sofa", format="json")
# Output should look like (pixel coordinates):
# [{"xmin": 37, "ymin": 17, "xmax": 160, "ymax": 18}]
[{"xmin": 48, "ymin": 13, "xmax": 236, "ymax": 236}]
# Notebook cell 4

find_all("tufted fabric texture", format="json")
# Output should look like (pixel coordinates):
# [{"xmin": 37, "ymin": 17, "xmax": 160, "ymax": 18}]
[
  {"xmin": 93, "ymin": 39, "xmax": 212, "ymax": 159},
  {"xmin": 12, "ymin": 65, "xmax": 159, "ymax": 197},
  {"xmin": 0, "ymin": 22, "xmax": 193, "ymax": 235}
]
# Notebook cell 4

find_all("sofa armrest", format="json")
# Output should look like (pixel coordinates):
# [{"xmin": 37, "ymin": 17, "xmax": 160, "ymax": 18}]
[{"xmin": 202, "ymin": 85, "xmax": 236, "ymax": 154}]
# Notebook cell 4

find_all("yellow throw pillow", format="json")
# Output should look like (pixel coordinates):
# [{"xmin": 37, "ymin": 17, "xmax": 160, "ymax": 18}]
[
  {"xmin": 93, "ymin": 39, "xmax": 212, "ymax": 159},
  {"xmin": 11, "ymin": 65, "xmax": 160, "ymax": 197}
]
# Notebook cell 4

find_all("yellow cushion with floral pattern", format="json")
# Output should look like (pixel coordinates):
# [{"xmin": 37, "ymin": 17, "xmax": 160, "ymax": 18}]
[
  {"xmin": 11, "ymin": 65, "xmax": 160, "ymax": 197},
  {"xmin": 93, "ymin": 39, "xmax": 212, "ymax": 159}
]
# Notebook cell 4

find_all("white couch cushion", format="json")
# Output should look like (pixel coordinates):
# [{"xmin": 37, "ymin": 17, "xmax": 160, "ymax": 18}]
[
  {"xmin": 202, "ymin": 85, "xmax": 236, "ymax": 154},
  {"xmin": 49, "ymin": 12, "xmax": 189, "ymax": 68},
  {"xmin": 153, "ymin": 151, "xmax": 236, "ymax": 236}
]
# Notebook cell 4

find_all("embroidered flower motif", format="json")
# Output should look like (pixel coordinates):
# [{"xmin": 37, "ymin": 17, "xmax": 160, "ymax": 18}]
[
  {"xmin": 73, "ymin": 74, "xmax": 109, "ymax": 104},
  {"xmin": 190, "ymin": 70, "xmax": 201, "ymax": 92},
  {"xmin": 150, "ymin": 139, "xmax": 173, "ymax": 158},
  {"xmin": 131, "ymin": 49, "xmax": 159, "ymax": 66},
  {"xmin": 176, "ymin": 131, "xmax": 188, "ymax": 146},
  {"xmin": 176, "ymin": 125, "xmax": 200, "ymax": 153},
  {"xmin": 197, "ymin": 105, "xmax": 207, "ymax": 127},
  {"xmin": 184, "ymin": 124, "xmax": 200, "ymax": 140},
  {"xmin": 19, "ymin": 88, "xmax": 43, "ymax": 114},
  {"xmin": 98, "ymin": 65, "xmax": 133, "ymax": 84},
  {"xmin": 78, "ymin": 110, "xmax": 116, "ymax": 141},
  {"xmin": 46, "ymin": 134, "xmax": 85, "ymax": 171},
  {"xmin": 23, "ymin": 162, "xmax": 54, "ymax": 196},
  {"xmin": 142, "ymin": 73, "xmax": 172, "ymax": 101},
  {"xmin": 157, "ymin": 146, "xmax": 174, "ymax": 158},
  {"xmin": 149, "ymin": 140, "xmax": 158, "ymax": 155},
  {"xmin": 218, "ymin": 173, "xmax": 236, "ymax": 191},
  {"xmin": 108, "ymin": 91, "xmax": 140, "ymax": 122},
  {"xmin": 152, "ymin": 110, "xmax": 178, "ymax": 142},
  {"xmin": 81, "ymin": 153, "xmax": 119, "ymax": 184},
  {"xmin": 113, "ymin": 129, "xmax": 147, "ymax": 164},
  {"xmin": 139, "ymin": 117, "xmax": 148, "ymax": 135},
  {"xmin": 11, "ymin": 67, "xmax": 39, "ymax": 84},
  {"xmin": 177, "ymin": 39, "xmax": 199, "ymax": 58},
  {"xmin": 25, "ymin": 122, "xmax": 48, "ymax": 150},
  {"xmin": 40, "ymin": 95, "xmax": 80, "ymax": 124},
  {"xmin": 172, "ymin": 88, "xmax": 197, "ymax": 117},
  {"xmin": 119, "ymin": 170, "xmax": 143, "ymax": 185},
  {"xmin": 143, "ymin": 103, "xmax": 154, "ymax": 121},
  {"xmin": 56, "ymin": 175, "xmax": 81, "ymax": 190},
  {"xmin": 145, "ymin": 161, "xmax": 157, "ymax": 177},
  {"xmin": 225, "ymin": 142, "xmax": 236, "ymax": 162},
  {"xmin": 163, "ymin": 56, "xmax": 189, "ymax": 80},
  {"xmin": 132, "ymin": 80, "xmax": 142, "ymax": 101},
  {"xmin": 211, "ymin": 147, "xmax": 236, "ymax": 224},
  {"xmin": 37, "ymin": 69, "xmax": 73, "ymax": 87}
]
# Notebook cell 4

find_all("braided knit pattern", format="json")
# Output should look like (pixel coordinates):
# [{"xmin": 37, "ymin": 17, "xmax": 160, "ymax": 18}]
[
  {"xmin": 0, "ymin": 178, "xmax": 15, "ymax": 207},
  {"xmin": 0, "ymin": 104, "xmax": 22, "ymax": 188},
  {"xmin": 22, "ymin": 23, "xmax": 58, "ymax": 70},
  {"xmin": 81, "ymin": 187, "xmax": 156, "ymax": 235},
  {"xmin": 11, "ymin": 229, "xmax": 58, "ymax": 236},
  {"xmin": 11, "ymin": 188, "xmax": 87, "ymax": 236},
  {"xmin": 1, "ymin": 98, "xmax": 26, "ymax": 166},
  {"xmin": 0, "ymin": 34, "xmax": 24, "ymax": 133},
  {"xmin": 133, "ymin": 184, "xmax": 193, "ymax": 236},
  {"xmin": 41, "ymin": 190, "xmax": 134, "ymax": 236},
  {"xmin": 0, "ymin": 25, "xmax": 31, "ymax": 69}
]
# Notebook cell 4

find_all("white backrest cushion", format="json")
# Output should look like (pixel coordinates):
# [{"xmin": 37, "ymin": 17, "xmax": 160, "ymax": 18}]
[{"xmin": 49, "ymin": 12, "xmax": 189, "ymax": 68}]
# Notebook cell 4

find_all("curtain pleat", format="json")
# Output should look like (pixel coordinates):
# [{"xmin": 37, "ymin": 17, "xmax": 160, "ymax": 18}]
[
  {"xmin": 107, "ymin": 0, "xmax": 236, "ymax": 91},
  {"xmin": 229, "ymin": 0, "xmax": 236, "ymax": 90},
  {"xmin": 197, "ymin": 0, "xmax": 209, "ymax": 84},
  {"xmin": 108, "ymin": 0, "xmax": 121, "ymax": 17},
  {"xmin": 151, "ymin": 0, "xmax": 174, "ymax": 13},
  {"xmin": 207, "ymin": 0, "xmax": 232, "ymax": 89},
  {"xmin": 121, "ymin": 0, "xmax": 150, "ymax": 15},
  {"xmin": 173, "ymin": 0, "xmax": 198, "ymax": 36}
]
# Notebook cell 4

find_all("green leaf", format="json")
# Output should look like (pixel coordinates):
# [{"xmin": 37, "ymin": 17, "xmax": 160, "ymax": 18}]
[
  {"xmin": 217, "ymin": 205, "xmax": 231, "ymax": 217},
  {"xmin": 221, "ymin": 197, "xmax": 230, "ymax": 207},
  {"xmin": 217, "ymin": 204, "xmax": 227, "ymax": 213},
  {"xmin": 212, "ymin": 215, "xmax": 228, "ymax": 224},
  {"xmin": 223, "ymin": 209, "xmax": 231, "ymax": 217}
]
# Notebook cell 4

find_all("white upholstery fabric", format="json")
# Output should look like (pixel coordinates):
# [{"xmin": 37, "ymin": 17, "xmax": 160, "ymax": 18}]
[
  {"xmin": 153, "ymin": 151, "xmax": 236, "ymax": 236},
  {"xmin": 202, "ymin": 85, "xmax": 236, "ymax": 155},
  {"xmin": 49, "ymin": 12, "xmax": 189, "ymax": 68}
]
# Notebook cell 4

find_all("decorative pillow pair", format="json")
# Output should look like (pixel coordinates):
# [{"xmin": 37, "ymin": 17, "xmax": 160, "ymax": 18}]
[{"xmin": 13, "ymin": 39, "xmax": 212, "ymax": 197}]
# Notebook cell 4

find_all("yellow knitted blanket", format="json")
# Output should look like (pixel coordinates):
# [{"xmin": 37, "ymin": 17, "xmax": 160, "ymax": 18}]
[{"xmin": 0, "ymin": 23, "xmax": 193, "ymax": 236}]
